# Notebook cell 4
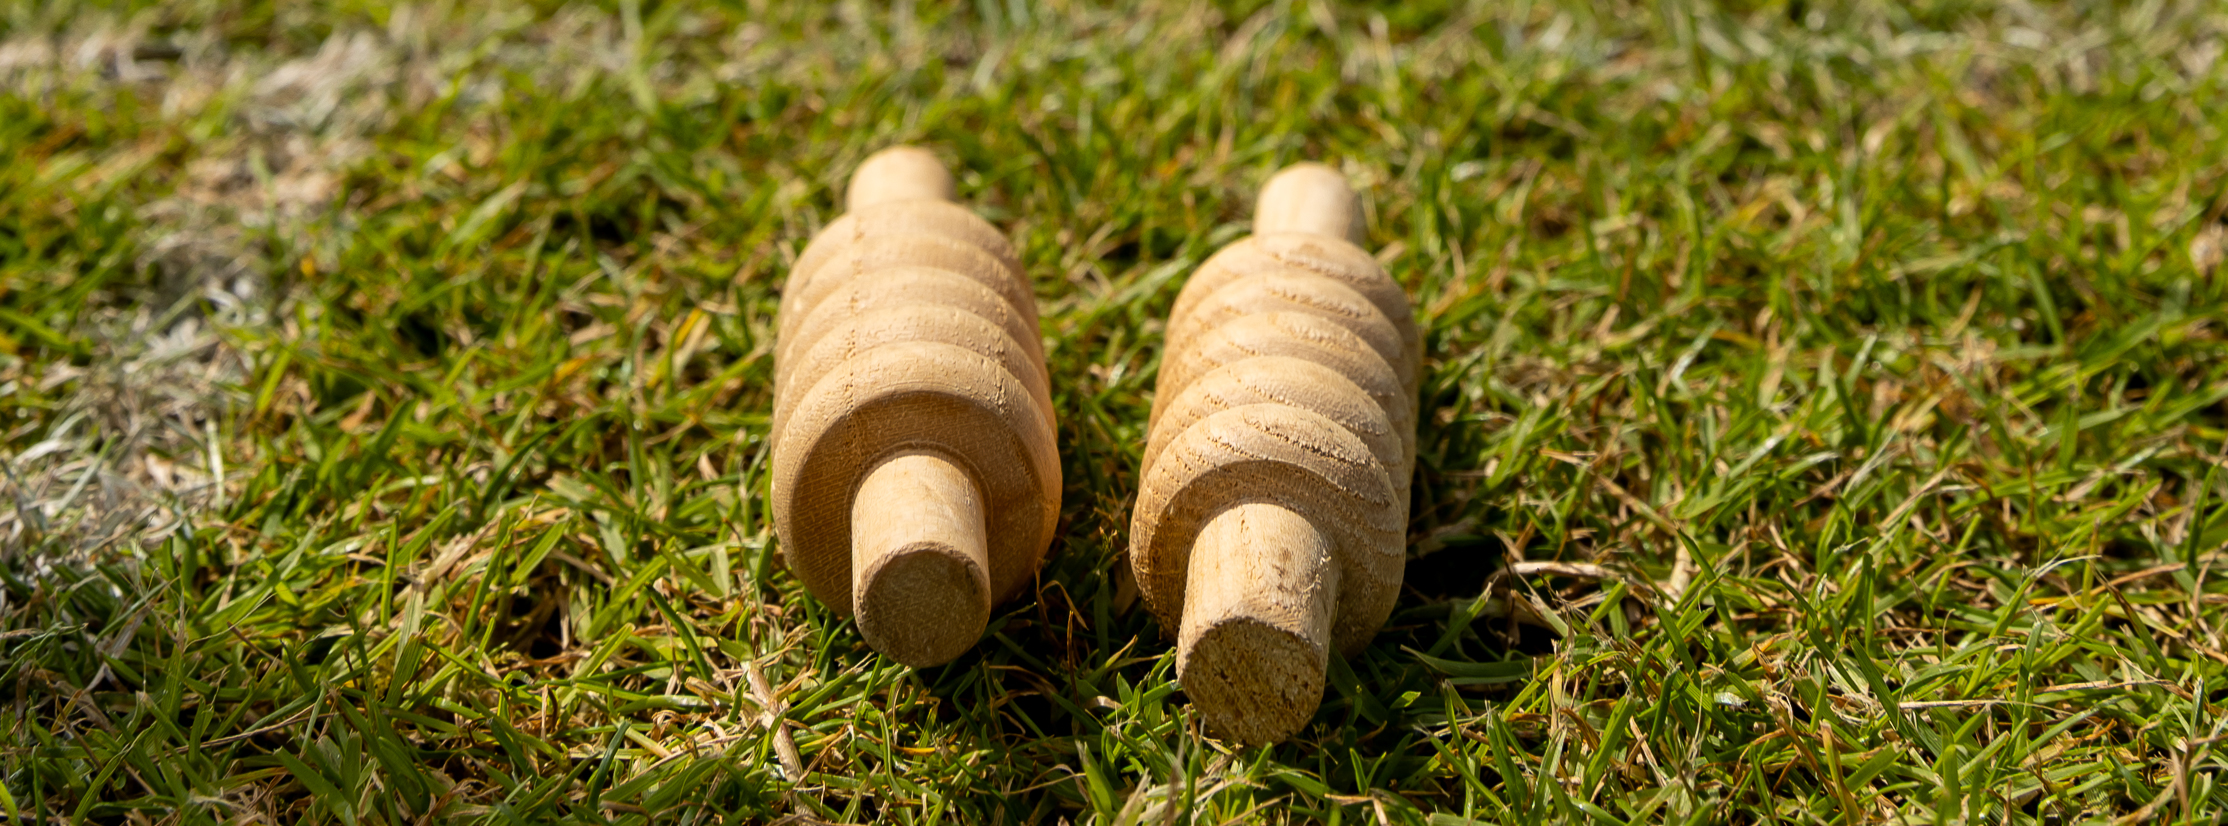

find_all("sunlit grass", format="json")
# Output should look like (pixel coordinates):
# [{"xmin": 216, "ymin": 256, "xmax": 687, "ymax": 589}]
[{"xmin": 3, "ymin": 1, "xmax": 2226, "ymax": 822}]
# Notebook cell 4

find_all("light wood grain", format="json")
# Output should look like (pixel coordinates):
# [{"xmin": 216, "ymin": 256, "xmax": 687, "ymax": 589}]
[
  {"xmin": 1177, "ymin": 501, "xmax": 1337, "ymax": 746},
  {"xmin": 845, "ymin": 145, "xmax": 954, "ymax": 209},
  {"xmin": 1171, "ymin": 233, "xmax": 1419, "ymax": 389},
  {"xmin": 771, "ymin": 147, "xmax": 1058, "ymax": 667},
  {"xmin": 1251, "ymin": 162, "xmax": 1364, "ymax": 244},
  {"xmin": 850, "ymin": 449, "xmax": 991, "ymax": 667},
  {"xmin": 1150, "ymin": 311, "xmax": 1415, "ymax": 476},
  {"xmin": 1130, "ymin": 163, "xmax": 1417, "ymax": 743},
  {"xmin": 1143, "ymin": 356, "xmax": 1406, "ymax": 506},
  {"xmin": 1164, "ymin": 271, "xmax": 1411, "ymax": 394}
]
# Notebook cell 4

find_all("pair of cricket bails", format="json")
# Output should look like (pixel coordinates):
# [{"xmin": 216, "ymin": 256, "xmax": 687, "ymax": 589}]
[{"xmin": 772, "ymin": 147, "xmax": 1417, "ymax": 745}]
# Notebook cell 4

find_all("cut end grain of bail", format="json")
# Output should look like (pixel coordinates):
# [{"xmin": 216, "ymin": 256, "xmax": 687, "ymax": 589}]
[
  {"xmin": 848, "ymin": 146, "xmax": 957, "ymax": 210},
  {"xmin": 850, "ymin": 450, "xmax": 992, "ymax": 667},
  {"xmin": 1252, "ymin": 162, "xmax": 1363, "ymax": 245},
  {"xmin": 1177, "ymin": 500, "xmax": 1339, "ymax": 745}
]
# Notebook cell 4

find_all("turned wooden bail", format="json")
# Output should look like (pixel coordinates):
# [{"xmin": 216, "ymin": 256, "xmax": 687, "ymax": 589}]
[
  {"xmin": 772, "ymin": 147, "xmax": 1059, "ymax": 668},
  {"xmin": 1131, "ymin": 163, "xmax": 1416, "ymax": 744}
]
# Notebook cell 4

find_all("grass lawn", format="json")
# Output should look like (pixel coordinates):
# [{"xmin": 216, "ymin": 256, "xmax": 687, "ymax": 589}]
[{"xmin": 5, "ymin": 0, "xmax": 2228, "ymax": 822}]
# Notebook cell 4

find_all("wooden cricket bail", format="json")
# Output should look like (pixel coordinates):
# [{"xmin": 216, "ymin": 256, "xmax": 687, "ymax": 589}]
[
  {"xmin": 1131, "ymin": 162, "xmax": 1415, "ymax": 743},
  {"xmin": 771, "ymin": 146, "xmax": 1059, "ymax": 667}
]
